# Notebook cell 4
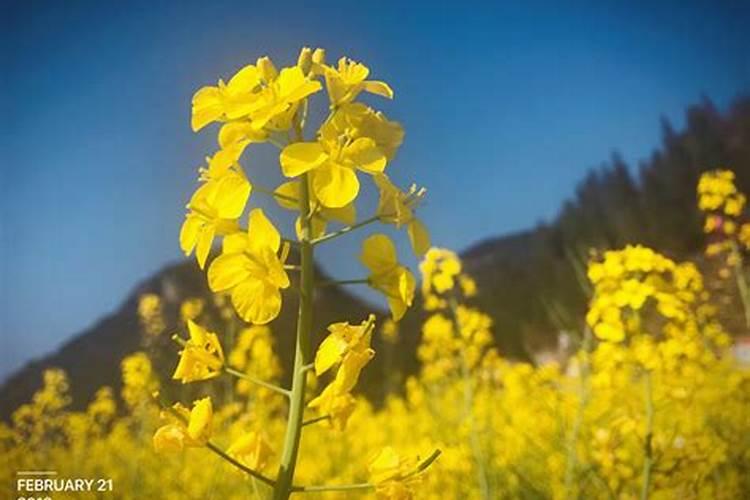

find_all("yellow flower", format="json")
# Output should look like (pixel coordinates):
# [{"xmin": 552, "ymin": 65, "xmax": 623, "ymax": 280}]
[
  {"xmin": 368, "ymin": 447, "xmax": 419, "ymax": 499},
  {"xmin": 740, "ymin": 223, "xmax": 750, "ymax": 250},
  {"xmin": 180, "ymin": 297, "xmax": 205, "ymax": 322},
  {"xmin": 208, "ymin": 209, "xmax": 290, "ymax": 324},
  {"xmin": 191, "ymin": 56, "xmax": 321, "ymax": 132},
  {"xmin": 697, "ymin": 169, "xmax": 746, "ymax": 216},
  {"xmin": 179, "ymin": 167, "xmax": 251, "ymax": 269},
  {"xmin": 381, "ymin": 318, "xmax": 400, "ymax": 344},
  {"xmin": 321, "ymin": 57, "xmax": 394, "ymax": 106},
  {"xmin": 307, "ymin": 385, "xmax": 357, "ymax": 430},
  {"xmin": 279, "ymin": 104, "xmax": 402, "ymax": 208},
  {"xmin": 153, "ymin": 423, "xmax": 186, "ymax": 454},
  {"xmin": 314, "ymin": 316, "xmax": 375, "ymax": 376},
  {"xmin": 361, "ymin": 234, "xmax": 416, "ymax": 321},
  {"xmin": 172, "ymin": 320, "xmax": 225, "ymax": 383},
  {"xmin": 153, "ymin": 397, "xmax": 213, "ymax": 453},
  {"xmin": 374, "ymin": 174, "xmax": 430, "ymax": 256},
  {"xmin": 227, "ymin": 431, "xmax": 274, "ymax": 470},
  {"xmin": 369, "ymin": 446, "xmax": 413, "ymax": 483},
  {"xmin": 186, "ymin": 397, "xmax": 213, "ymax": 443},
  {"xmin": 273, "ymin": 179, "xmax": 356, "ymax": 240},
  {"xmin": 375, "ymin": 481, "xmax": 414, "ymax": 500}
]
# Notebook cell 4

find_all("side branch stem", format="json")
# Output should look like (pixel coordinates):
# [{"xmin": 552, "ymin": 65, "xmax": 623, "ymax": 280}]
[
  {"xmin": 224, "ymin": 366, "xmax": 290, "ymax": 397},
  {"xmin": 311, "ymin": 215, "xmax": 380, "ymax": 245}
]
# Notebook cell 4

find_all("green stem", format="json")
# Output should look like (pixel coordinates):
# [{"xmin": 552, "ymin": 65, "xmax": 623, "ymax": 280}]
[
  {"xmin": 224, "ymin": 366, "xmax": 290, "ymax": 397},
  {"xmin": 311, "ymin": 215, "xmax": 380, "ymax": 245},
  {"xmin": 292, "ymin": 483, "xmax": 374, "ymax": 493},
  {"xmin": 206, "ymin": 441, "xmax": 276, "ymax": 487},
  {"xmin": 157, "ymin": 396, "xmax": 276, "ymax": 487},
  {"xmin": 447, "ymin": 298, "xmax": 490, "ymax": 500},
  {"xmin": 317, "ymin": 278, "xmax": 370, "ymax": 287},
  {"xmin": 273, "ymin": 171, "xmax": 315, "ymax": 500},
  {"xmin": 291, "ymin": 449, "xmax": 441, "ymax": 493},
  {"xmin": 640, "ymin": 370, "xmax": 654, "ymax": 500},
  {"xmin": 730, "ymin": 241, "xmax": 750, "ymax": 329},
  {"xmin": 564, "ymin": 329, "xmax": 592, "ymax": 499},
  {"xmin": 301, "ymin": 414, "xmax": 331, "ymax": 427}
]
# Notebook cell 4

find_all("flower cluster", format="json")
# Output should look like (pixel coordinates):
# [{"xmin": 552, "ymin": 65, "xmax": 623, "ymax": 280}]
[
  {"xmin": 697, "ymin": 169, "xmax": 750, "ymax": 328},
  {"xmin": 167, "ymin": 47, "xmax": 436, "ymax": 499},
  {"xmin": 585, "ymin": 245, "xmax": 715, "ymax": 342}
]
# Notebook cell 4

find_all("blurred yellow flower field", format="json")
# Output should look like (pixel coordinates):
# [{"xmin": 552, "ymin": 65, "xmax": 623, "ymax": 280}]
[{"xmin": 2, "ymin": 48, "xmax": 750, "ymax": 500}]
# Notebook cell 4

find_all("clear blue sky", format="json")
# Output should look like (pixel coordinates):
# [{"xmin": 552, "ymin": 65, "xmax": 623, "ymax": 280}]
[{"xmin": 2, "ymin": 0, "xmax": 748, "ymax": 380}]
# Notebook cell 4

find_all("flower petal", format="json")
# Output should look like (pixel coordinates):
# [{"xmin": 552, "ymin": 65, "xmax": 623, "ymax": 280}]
[
  {"xmin": 345, "ymin": 138, "xmax": 386, "ymax": 174},
  {"xmin": 207, "ymin": 253, "xmax": 252, "ymax": 292},
  {"xmin": 247, "ymin": 208, "xmax": 281, "ymax": 253},
  {"xmin": 312, "ymin": 164, "xmax": 360, "ymax": 208},
  {"xmin": 231, "ymin": 279, "xmax": 282, "ymax": 324},
  {"xmin": 361, "ymin": 234, "xmax": 398, "ymax": 274},
  {"xmin": 280, "ymin": 142, "xmax": 328, "ymax": 178},
  {"xmin": 407, "ymin": 219, "xmax": 430, "ymax": 256}
]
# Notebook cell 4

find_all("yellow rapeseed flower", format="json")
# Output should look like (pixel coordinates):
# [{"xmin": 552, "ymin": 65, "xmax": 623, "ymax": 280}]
[
  {"xmin": 227, "ymin": 431, "xmax": 274, "ymax": 470},
  {"xmin": 191, "ymin": 56, "xmax": 321, "ymax": 132},
  {"xmin": 361, "ymin": 234, "xmax": 415, "ymax": 321},
  {"xmin": 180, "ymin": 166, "xmax": 251, "ymax": 269},
  {"xmin": 208, "ymin": 209, "xmax": 290, "ymax": 324},
  {"xmin": 172, "ymin": 320, "xmax": 225, "ymax": 383},
  {"xmin": 321, "ymin": 57, "xmax": 394, "ymax": 106},
  {"xmin": 279, "ymin": 103, "xmax": 403, "ymax": 208},
  {"xmin": 374, "ymin": 174, "xmax": 430, "ymax": 256}
]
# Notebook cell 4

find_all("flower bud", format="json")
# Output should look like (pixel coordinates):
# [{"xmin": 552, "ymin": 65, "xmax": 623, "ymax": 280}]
[
  {"xmin": 312, "ymin": 48, "xmax": 326, "ymax": 65},
  {"xmin": 297, "ymin": 47, "xmax": 313, "ymax": 74},
  {"xmin": 256, "ymin": 56, "xmax": 278, "ymax": 82}
]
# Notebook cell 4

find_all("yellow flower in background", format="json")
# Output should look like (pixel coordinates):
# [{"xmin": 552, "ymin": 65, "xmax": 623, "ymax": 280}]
[
  {"xmin": 227, "ymin": 431, "xmax": 274, "ymax": 470},
  {"xmin": 180, "ymin": 169, "xmax": 251, "ymax": 269},
  {"xmin": 374, "ymin": 174, "xmax": 430, "ymax": 256},
  {"xmin": 179, "ymin": 297, "xmax": 205, "ymax": 322},
  {"xmin": 321, "ymin": 57, "xmax": 394, "ymax": 106},
  {"xmin": 172, "ymin": 320, "xmax": 225, "ymax": 383},
  {"xmin": 191, "ymin": 55, "xmax": 321, "ymax": 132},
  {"xmin": 381, "ymin": 318, "xmax": 400, "ymax": 344},
  {"xmin": 420, "ymin": 248, "xmax": 462, "ymax": 295},
  {"xmin": 740, "ymin": 223, "xmax": 750, "ymax": 250},
  {"xmin": 697, "ymin": 169, "xmax": 746, "ymax": 217},
  {"xmin": 375, "ymin": 481, "xmax": 414, "ymax": 500},
  {"xmin": 586, "ymin": 245, "xmax": 715, "ymax": 343},
  {"xmin": 361, "ymin": 234, "xmax": 415, "ymax": 321},
  {"xmin": 137, "ymin": 293, "xmax": 165, "ymax": 336},
  {"xmin": 208, "ymin": 209, "xmax": 290, "ymax": 324}
]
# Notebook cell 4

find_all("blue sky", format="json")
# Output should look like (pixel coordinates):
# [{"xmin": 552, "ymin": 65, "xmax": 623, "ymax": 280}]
[{"xmin": 2, "ymin": 0, "xmax": 749, "ymax": 380}]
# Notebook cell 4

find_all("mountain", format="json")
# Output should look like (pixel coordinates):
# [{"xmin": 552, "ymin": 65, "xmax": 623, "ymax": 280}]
[
  {"xmin": 2, "ymin": 95, "xmax": 750, "ymax": 418},
  {"xmin": 0, "ymin": 255, "xmax": 385, "ymax": 419},
  {"xmin": 460, "ymin": 96, "xmax": 750, "ymax": 359}
]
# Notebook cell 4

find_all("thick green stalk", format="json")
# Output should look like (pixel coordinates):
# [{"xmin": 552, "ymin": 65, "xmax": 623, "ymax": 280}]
[{"xmin": 273, "ymin": 172, "xmax": 315, "ymax": 500}]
